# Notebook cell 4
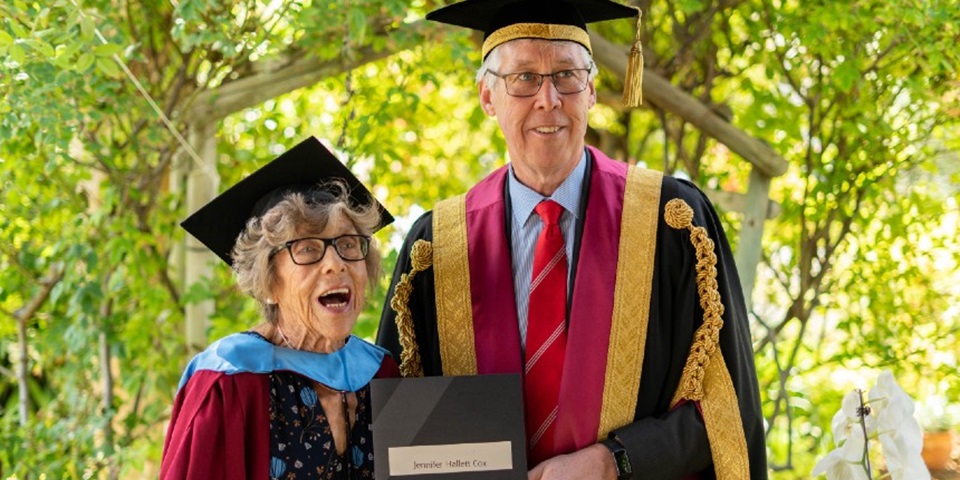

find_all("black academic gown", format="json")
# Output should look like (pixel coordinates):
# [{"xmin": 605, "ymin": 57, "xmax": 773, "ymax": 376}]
[{"xmin": 377, "ymin": 153, "xmax": 767, "ymax": 479}]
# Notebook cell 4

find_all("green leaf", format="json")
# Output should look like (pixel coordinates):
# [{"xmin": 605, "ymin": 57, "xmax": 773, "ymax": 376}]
[
  {"xmin": 9, "ymin": 42, "xmax": 25, "ymax": 63},
  {"xmin": 60, "ymin": 39, "xmax": 83, "ymax": 60},
  {"xmin": 349, "ymin": 9, "xmax": 368, "ymax": 46},
  {"xmin": 76, "ymin": 52, "xmax": 95, "ymax": 72},
  {"xmin": 834, "ymin": 60, "xmax": 859, "ymax": 93},
  {"xmin": 677, "ymin": 0, "xmax": 705, "ymax": 13},
  {"xmin": 95, "ymin": 57, "xmax": 120, "ymax": 77},
  {"xmin": 93, "ymin": 43, "xmax": 123, "ymax": 58},
  {"xmin": 26, "ymin": 38, "xmax": 55, "ymax": 58},
  {"xmin": 0, "ymin": 30, "xmax": 13, "ymax": 46},
  {"xmin": 80, "ymin": 16, "xmax": 95, "ymax": 42},
  {"xmin": 9, "ymin": 20, "xmax": 27, "ymax": 38}
]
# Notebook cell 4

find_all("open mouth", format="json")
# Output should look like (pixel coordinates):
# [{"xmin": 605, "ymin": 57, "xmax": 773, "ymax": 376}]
[{"xmin": 317, "ymin": 288, "xmax": 351, "ymax": 308}]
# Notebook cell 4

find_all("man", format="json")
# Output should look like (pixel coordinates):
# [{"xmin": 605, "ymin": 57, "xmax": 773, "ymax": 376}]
[{"xmin": 377, "ymin": 1, "xmax": 767, "ymax": 478}]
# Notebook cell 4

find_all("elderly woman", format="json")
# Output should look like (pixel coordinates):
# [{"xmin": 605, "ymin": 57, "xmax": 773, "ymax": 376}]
[{"xmin": 161, "ymin": 137, "xmax": 398, "ymax": 479}]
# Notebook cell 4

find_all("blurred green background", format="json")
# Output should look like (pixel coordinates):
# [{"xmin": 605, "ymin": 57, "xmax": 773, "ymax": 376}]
[{"xmin": 1, "ymin": 0, "xmax": 958, "ymax": 477}]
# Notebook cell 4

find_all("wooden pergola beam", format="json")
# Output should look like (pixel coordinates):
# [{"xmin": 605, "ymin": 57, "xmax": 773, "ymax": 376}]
[
  {"xmin": 589, "ymin": 32, "xmax": 789, "ymax": 178},
  {"xmin": 190, "ymin": 21, "xmax": 429, "ymax": 121}
]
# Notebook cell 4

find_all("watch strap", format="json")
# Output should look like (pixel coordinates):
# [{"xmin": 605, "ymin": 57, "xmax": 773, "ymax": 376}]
[{"xmin": 602, "ymin": 437, "xmax": 633, "ymax": 480}]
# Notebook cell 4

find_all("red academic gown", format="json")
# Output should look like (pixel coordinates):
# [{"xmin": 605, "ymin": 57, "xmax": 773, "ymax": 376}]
[{"xmin": 160, "ymin": 333, "xmax": 399, "ymax": 479}]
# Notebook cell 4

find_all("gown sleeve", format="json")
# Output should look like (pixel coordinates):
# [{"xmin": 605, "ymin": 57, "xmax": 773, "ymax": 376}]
[
  {"xmin": 609, "ymin": 178, "xmax": 767, "ymax": 479},
  {"xmin": 160, "ymin": 371, "xmax": 271, "ymax": 479}
]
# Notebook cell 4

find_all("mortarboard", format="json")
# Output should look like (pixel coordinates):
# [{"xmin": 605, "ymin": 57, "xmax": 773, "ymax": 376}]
[
  {"xmin": 181, "ymin": 136, "xmax": 394, "ymax": 266},
  {"xmin": 426, "ymin": 0, "xmax": 645, "ymax": 106}
]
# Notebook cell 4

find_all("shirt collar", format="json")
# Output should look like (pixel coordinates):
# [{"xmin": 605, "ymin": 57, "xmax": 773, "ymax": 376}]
[{"xmin": 508, "ymin": 149, "xmax": 587, "ymax": 226}]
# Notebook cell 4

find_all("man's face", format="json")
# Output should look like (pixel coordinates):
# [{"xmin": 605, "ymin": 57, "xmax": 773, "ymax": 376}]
[{"xmin": 479, "ymin": 39, "xmax": 596, "ymax": 188}]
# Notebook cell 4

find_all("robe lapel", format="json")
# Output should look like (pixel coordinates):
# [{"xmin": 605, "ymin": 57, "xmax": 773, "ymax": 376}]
[{"xmin": 465, "ymin": 166, "xmax": 524, "ymax": 374}]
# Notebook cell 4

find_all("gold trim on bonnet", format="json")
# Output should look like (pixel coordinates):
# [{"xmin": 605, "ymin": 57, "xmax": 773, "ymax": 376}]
[
  {"xmin": 664, "ymin": 198, "xmax": 749, "ymax": 480},
  {"xmin": 597, "ymin": 166, "xmax": 662, "ymax": 439},
  {"xmin": 432, "ymin": 195, "xmax": 478, "ymax": 376},
  {"xmin": 482, "ymin": 23, "xmax": 592, "ymax": 58}
]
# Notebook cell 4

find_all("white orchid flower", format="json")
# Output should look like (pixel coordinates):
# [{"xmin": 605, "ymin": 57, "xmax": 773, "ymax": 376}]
[
  {"xmin": 812, "ymin": 448, "xmax": 870, "ymax": 480},
  {"xmin": 813, "ymin": 371, "xmax": 931, "ymax": 480},
  {"xmin": 832, "ymin": 390, "xmax": 876, "ymax": 444},
  {"xmin": 868, "ymin": 371, "xmax": 930, "ymax": 480},
  {"xmin": 816, "ymin": 391, "xmax": 872, "ymax": 479}
]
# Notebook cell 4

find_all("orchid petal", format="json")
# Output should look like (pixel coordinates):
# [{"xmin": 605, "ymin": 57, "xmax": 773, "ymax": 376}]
[{"xmin": 813, "ymin": 449, "xmax": 871, "ymax": 480}]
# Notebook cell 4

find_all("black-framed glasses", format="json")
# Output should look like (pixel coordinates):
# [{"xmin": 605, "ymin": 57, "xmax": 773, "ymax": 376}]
[
  {"xmin": 272, "ymin": 235, "xmax": 370, "ymax": 265},
  {"xmin": 486, "ymin": 66, "xmax": 593, "ymax": 97}
]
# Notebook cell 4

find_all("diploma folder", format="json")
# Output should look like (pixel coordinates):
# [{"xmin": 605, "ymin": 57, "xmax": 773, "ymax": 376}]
[{"xmin": 371, "ymin": 373, "xmax": 527, "ymax": 479}]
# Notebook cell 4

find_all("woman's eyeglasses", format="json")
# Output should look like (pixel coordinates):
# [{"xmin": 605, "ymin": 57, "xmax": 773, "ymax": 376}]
[{"xmin": 271, "ymin": 235, "xmax": 370, "ymax": 265}]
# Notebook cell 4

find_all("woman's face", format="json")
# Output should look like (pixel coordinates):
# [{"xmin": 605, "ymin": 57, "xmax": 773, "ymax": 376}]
[{"xmin": 270, "ymin": 212, "xmax": 368, "ymax": 349}]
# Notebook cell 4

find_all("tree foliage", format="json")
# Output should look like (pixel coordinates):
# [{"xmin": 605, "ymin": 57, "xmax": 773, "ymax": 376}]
[{"xmin": 1, "ymin": 0, "xmax": 957, "ymax": 478}]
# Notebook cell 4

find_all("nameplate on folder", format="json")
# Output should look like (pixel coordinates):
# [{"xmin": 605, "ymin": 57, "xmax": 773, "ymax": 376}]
[{"xmin": 371, "ymin": 374, "xmax": 526, "ymax": 479}]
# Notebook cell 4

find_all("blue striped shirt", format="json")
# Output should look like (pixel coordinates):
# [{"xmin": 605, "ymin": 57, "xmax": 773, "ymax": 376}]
[{"xmin": 507, "ymin": 151, "xmax": 586, "ymax": 346}]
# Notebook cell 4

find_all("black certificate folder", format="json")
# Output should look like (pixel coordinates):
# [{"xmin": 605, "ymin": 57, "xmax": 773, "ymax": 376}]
[{"xmin": 371, "ymin": 374, "xmax": 527, "ymax": 479}]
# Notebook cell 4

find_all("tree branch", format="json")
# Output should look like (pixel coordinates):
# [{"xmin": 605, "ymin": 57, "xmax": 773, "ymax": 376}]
[{"xmin": 15, "ymin": 265, "xmax": 64, "ymax": 425}]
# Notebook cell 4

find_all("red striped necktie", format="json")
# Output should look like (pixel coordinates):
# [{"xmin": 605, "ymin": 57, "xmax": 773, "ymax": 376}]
[{"xmin": 524, "ymin": 199, "xmax": 568, "ymax": 466}]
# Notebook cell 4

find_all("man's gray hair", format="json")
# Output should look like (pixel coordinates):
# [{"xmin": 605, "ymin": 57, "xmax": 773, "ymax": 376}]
[{"xmin": 475, "ymin": 39, "xmax": 598, "ymax": 88}]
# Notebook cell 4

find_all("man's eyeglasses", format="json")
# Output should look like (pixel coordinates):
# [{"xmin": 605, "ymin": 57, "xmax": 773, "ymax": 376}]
[
  {"xmin": 486, "ymin": 66, "xmax": 592, "ymax": 97},
  {"xmin": 272, "ymin": 235, "xmax": 370, "ymax": 265}
]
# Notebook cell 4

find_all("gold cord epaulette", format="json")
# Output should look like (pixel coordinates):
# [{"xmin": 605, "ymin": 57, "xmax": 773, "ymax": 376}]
[
  {"xmin": 389, "ymin": 239, "xmax": 433, "ymax": 378},
  {"xmin": 664, "ymin": 199, "xmax": 725, "ymax": 402}
]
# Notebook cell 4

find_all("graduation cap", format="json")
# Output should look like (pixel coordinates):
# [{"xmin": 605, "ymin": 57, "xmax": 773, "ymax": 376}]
[
  {"xmin": 181, "ymin": 136, "xmax": 394, "ymax": 266},
  {"xmin": 426, "ymin": 0, "xmax": 645, "ymax": 106}
]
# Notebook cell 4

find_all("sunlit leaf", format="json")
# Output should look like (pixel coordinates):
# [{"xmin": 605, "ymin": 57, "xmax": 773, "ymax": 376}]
[
  {"xmin": 93, "ymin": 43, "xmax": 123, "ymax": 58},
  {"xmin": 25, "ymin": 39, "xmax": 55, "ymax": 58},
  {"xmin": 9, "ymin": 42, "xmax": 26, "ymax": 63},
  {"xmin": 80, "ymin": 16, "xmax": 95, "ymax": 42},
  {"xmin": 95, "ymin": 57, "xmax": 120, "ymax": 78}
]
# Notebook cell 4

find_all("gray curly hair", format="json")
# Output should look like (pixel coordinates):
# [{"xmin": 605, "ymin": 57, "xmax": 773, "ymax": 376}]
[{"xmin": 230, "ymin": 180, "xmax": 382, "ymax": 323}]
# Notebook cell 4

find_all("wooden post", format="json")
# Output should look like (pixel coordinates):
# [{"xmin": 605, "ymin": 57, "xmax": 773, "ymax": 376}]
[
  {"xmin": 183, "ymin": 123, "xmax": 219, "ymax": 353},
  {"xmin": 734, "ymin": 168, "xmax": 772, "ymax": 310}
]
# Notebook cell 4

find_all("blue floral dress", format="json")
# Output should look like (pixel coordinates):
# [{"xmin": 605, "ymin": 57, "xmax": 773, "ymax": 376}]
[{"xmin": 260, "ymin": 341, "xmax": 375, "ymax": 479}]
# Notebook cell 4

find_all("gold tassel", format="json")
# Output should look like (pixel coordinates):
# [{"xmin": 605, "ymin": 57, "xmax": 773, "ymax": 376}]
[{"xmin": 622, "ymin": 9, "xmax": 644, "ymax": 108}]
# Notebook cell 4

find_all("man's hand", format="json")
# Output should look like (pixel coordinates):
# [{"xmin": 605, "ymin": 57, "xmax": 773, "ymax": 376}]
[{"xmin": 527, "ymin": 443, "xmax": 618, "ymax": 480}]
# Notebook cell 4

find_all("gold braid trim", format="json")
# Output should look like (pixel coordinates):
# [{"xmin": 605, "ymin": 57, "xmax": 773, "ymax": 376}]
[
  {"xmin": 597, "ymin": 167, "xmax": 661, "ymax": 439},
  {"xmin": 389, "ymin": 239, "xmax": 433, "ymax": 378},
  {"xmin": 482, "ymin": 23, "xmax": 592, "ymax": 59},
  {"xmin": 664, "ymin": 199, "xmax": 723, "ymax": 401},
  {"xmin": 433, "ymin": 195, "xmax": 478, "ymax": 376},
  {"xmin": 664, "ymin": 198, "xmax": 749, "ymax": 480}
]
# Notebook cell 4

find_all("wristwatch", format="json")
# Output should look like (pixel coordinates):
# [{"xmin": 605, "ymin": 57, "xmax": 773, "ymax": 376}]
[{"xmin": 601, "ymin": 437, "xmax": 633, "ymax": 480}]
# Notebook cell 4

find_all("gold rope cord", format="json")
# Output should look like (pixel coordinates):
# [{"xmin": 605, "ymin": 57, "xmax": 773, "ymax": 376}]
[
  {"xmin": 597, "ymin": 167, "xmax": 661, "ymax": 439},
  {"xmin": 389, "ymin": 239, "xmax": 433, "ymax": 378},
  {"xmin": 664, "ymin": 198, "xmax": 749, "ymax": 480},
  {"xmin": 432, "ymin": 195, "xmax": 478, "ymax": 376},
  {"xmin": 482, "ymin": 23, "xmax": 592, "ymax": 59},
  {"xmin": 664, "ymin": 199, "xmax": 723, "ymax": 401}
]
